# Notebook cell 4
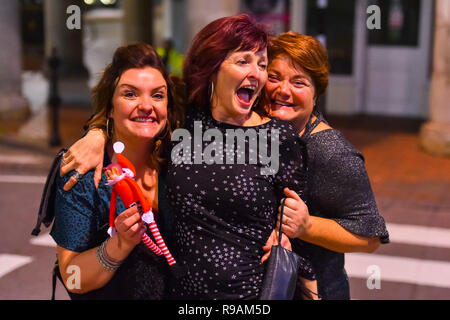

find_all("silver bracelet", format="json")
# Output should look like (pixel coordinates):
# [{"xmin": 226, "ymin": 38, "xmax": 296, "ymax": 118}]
[{"xmin": 96, "ymin": 238, "xmax": 123, "ymax": 271}]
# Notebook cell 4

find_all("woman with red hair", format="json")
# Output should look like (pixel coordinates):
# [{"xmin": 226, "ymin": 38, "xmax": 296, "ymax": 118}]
[{"xmin": 163, "ymin": 14, "xmax": 312, "ymax": 299}]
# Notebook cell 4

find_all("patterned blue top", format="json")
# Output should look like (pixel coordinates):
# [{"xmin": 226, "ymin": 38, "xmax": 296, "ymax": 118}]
[{"xmin": 50, "ymin": 152, "xmax": 171, "ymax": 299}]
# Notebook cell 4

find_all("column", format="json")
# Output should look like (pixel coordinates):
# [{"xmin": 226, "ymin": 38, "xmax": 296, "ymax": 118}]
[
  {"xmin": 419, "ymin": 0, "xmax": 450, "ymax": 156},
  {"xmin": 186, "ymin": 0, "xmax": 240, "ymax": 44},
  {"xmin": 122, "ymin": 0, "xmax": 153, "ymax": 45},
  {"xmin": 0, "ymin": 0, "xmax": 29, "ymax": 120},
  {"xmin": 44, "ymin": 0, "xmax": 87, "ymax": 76},
  {"xmin": 290, "ymin": 0, "xmax": 307, "ymax": 34}
]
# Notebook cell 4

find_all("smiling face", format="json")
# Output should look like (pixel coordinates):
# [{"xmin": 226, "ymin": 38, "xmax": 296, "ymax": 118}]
[
  {"xmin": 211, "ymin": 48, "xmax": 268, "ymax": 124},
  {"xmin": 265, "ymin": 55, "xmax": 316, "ymax": 133},
  {"xmin": 110, "ymin": 67, "xmax": 168, "ymax": 145}
]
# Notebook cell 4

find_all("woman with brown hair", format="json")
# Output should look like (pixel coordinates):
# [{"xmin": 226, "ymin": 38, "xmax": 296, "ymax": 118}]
[
  {"xmin": 49, "ymin": 42, "xmax": 182, "ymax": 299},
  {"xmin": 262, "ymin": 32, "xmax": 389, "ymax": 299}
]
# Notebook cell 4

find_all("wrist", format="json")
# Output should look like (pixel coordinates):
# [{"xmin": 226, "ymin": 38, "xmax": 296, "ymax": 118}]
[
  {"xmin": 87, "ymin": 127, "xmax": 107, "ymax": 143},
  {"xmin": 96, "ymin": 238, "xmax": 123, "ymax": 272},
  {"xmin": 108, "ymin": 235, "xmax": 134, "ymax": 261},
  {"xmin": 299, "ymin": 217, "xmax": 314, "ymax": 240}
]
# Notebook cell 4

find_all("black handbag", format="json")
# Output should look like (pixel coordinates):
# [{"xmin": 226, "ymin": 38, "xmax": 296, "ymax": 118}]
[
  {"xmin": 31, "ymin": 148, "xmax": 67, "ymax": 236},
  {"xmin": 260, "ymin": 198, "xmax": 302, "ymax": 300}
]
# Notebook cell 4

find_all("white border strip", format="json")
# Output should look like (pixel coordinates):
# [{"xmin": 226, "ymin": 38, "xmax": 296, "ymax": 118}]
[
  {"xmin": 0, "ymin": 155, "xmax": 43, "ymax": 165},
  {"xmin": 346, "ymin": 253, "xmax": 450, "ymax": 288},
  {"xmin": 0, "ymin": 254, "xmax": 34, "ymax": 278},
  {"xmin": 0, "ymin": 175, "xmax": 46, "ymax": 184},
  {"xmin": 30, "ymin": 232, "xmax": 56, "ymax": 248},
  {"xmin": 386, "ymin": 223, "xmax": 450, "ymax": 249}
]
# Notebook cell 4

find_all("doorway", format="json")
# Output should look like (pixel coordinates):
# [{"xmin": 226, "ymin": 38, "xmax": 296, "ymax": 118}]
[{"xmin": 363, "ymin": 0, "xmax": 434, "ymax": 118}]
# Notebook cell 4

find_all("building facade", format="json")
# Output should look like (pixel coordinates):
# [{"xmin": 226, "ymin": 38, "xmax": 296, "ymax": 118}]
[{"xmin": 3, "ymin": 0, "xmax": 449, "ymax": 154}]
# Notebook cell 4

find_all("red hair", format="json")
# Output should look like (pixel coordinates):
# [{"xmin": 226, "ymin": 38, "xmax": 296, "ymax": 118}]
[
  {"xmin": 269, "ymin": 32, "xmax": 329, "ymax": 99},
  {"xmin": 183, "ymin": 14, "xmax": 269, "ymax": 111}
]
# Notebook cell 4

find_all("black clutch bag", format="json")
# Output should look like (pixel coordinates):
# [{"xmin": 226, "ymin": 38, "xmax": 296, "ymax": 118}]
[{"xmin": 260, "ymin": 198, "xmax": 302, "ymax": 300}]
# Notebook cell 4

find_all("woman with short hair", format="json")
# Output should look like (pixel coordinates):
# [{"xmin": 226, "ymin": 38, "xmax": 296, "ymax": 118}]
[{"xmin": 262, "ymin": 32, "xmax": 389, "ymax": 299}]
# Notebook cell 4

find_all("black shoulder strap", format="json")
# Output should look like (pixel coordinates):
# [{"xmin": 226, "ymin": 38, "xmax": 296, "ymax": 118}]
[
  {"xmin": 302, "ymin": 114, "xmax": 322, "ymax": 138},
  {"xmin": 52, "ymin": 260, "xmax": 60, "ymax": 300},
  {"xmin": 31, "ymin": 148, "xmax": 67, "ymax": 236}
]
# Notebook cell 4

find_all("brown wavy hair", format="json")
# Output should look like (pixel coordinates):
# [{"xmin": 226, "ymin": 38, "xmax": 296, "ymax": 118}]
[
  {"xmin": 86, "ymin": 42, "xmax": 184, "ymax": 170},
  {"xmin": 269, "ymin": 32, "xmax": 329, "ymax": 113}
]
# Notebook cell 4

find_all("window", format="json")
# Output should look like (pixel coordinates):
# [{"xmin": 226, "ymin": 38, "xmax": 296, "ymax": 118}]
[
  {"xmin": 368, "ymin": 0, "xmax": 421, "ymax": 47},
  {"xmin": 306, "ymin": 0, "xmax": 356, "ymax": 75}
]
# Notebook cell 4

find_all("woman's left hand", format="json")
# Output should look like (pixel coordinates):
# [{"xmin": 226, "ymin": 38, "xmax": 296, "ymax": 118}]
[
  {"xmin": 277, "ymin": 187, "xmax": 311, "ymax": 239},
  {"xmin": 261, "ymin": 229, "xmax": 292, "ymax": 263}
]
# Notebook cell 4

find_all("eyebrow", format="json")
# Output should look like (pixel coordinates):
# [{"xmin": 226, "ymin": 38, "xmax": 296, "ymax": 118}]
[
  {"xmin": 118, "ymin": 84, "xmax": 167, "ymax": 91},
  {"xmin": 118, "ymin": 84, "xmax": 139, "ymax": 90},
  {"xmin": 268, "ymin": 68, "xmax": 311, "ymax": 80},
  {"xmin": 235, "ymin": 52, "xmax": 267, "ymax": 62}
]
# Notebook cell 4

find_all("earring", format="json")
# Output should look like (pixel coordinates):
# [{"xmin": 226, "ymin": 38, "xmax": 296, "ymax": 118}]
[
  {"xmin": 252, "ymin": 95, "xmax": 260, "ymax": 109},
  {"xmin": 209, "ymin": 81, "xmax": 214, "ymax": 102},
  {"xmin": 106, "ymin": 118, "xmax": 113, "ymax": 139},
  {"xmin": 155, "ymin": 123, "xmax": 170, "ymax": 152}
]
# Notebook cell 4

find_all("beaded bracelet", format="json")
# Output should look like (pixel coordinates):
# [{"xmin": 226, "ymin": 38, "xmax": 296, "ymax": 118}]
[{"xmin": 96, "ymin": 238, "xmax": 123, "ymax": 272}]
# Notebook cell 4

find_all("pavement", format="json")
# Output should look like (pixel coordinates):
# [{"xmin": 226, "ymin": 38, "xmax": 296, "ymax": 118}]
[{"xmin": 0, "ymin": 106, "xmax": 449, "ymax": 300}]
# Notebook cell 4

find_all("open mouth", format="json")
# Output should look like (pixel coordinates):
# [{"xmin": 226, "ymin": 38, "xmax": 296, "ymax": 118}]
[{"xmin": 236, "ymin": 85, "xmax": 256, "ymax": 106}]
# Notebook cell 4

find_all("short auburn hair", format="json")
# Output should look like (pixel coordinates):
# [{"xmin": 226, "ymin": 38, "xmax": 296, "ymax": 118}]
[
  {"xmin": 86, "ymin": 42, "xmax": 184, "ymax": 170},
  {"xmin": 269, "ymin": 32, "xmax": 329, "ymax": 100},
  {"xmin": 183, "ymin": 14, "xmax": 269, "ymax": 114}
]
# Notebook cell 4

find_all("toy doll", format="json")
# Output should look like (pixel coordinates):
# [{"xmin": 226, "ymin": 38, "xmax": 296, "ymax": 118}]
[{"xmin": 104, "ymin": 142, "xmax": 176, "ymax": 266}]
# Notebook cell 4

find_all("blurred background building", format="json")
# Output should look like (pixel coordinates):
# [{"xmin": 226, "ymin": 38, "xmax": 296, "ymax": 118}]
[
  {"xmin": 0, "ymin": 0, "xmax": 449, "ymax": 300},
  {"xmin": 0, "ymin": 0, "xmax": 448, "ymax": 154}
]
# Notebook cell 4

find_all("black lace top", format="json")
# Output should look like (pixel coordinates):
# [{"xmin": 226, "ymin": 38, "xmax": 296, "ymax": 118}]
[{"xmin": 164, "ymin": 109, "xmax": 312, "ymax": 299}]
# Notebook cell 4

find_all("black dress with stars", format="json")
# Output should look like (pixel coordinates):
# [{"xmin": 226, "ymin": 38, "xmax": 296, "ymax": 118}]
[{"xmin": 165, "ymin": 108, "xmax": 311, "ymax": 299}]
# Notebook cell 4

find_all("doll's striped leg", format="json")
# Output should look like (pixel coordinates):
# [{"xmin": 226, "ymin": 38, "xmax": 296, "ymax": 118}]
[
  {"xmin": 148, "ymin": 221, "xmax": 176, "ymax": 266},
  {"xmin": 141, "ymin": 233, "xmax": 162, "ymax": 255}
]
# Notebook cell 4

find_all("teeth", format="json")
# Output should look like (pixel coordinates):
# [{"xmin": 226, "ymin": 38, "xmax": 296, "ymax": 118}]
[
  {"xmin": 133, "ymin": 118, "xmax": 155, "ymax": 122},
  {"xmin": 241, "ymin": 85, "xmax": 256, "ymax": 91},
  {"xmin": 275, "ymin": 101, "xmax": 294, "ymax": 106}
]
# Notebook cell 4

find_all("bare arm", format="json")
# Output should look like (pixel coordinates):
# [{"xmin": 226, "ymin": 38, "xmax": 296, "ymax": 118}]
[
  {"xmin": 60, "ymin": 128, "xmax": 107, "ymax": 191},
  {"xmin": 278, "ymin": 188, "xmax": 381, "ymax": 254},
  {"xmin": 299, "ymin": 216, "xmax": 380, "ymax": 253},
  {"xmin": 57, "ymin": 206, "xmax": 146, "ymax": 294}
]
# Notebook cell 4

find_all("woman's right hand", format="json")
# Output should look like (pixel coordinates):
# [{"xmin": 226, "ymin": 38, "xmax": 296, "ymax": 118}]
[
  {"xmin": 114, "ymin": 206, "xmax": 147, "ymax": 252},
  {"xmin": 60, "ymin": 129, "xmax": 107, "ymax": 191}
]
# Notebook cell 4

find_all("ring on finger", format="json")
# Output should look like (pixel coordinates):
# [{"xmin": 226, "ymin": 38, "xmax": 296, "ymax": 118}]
[{"xmin": 72, "ymin": 170, "xmax": 84, "ymax": 181}]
